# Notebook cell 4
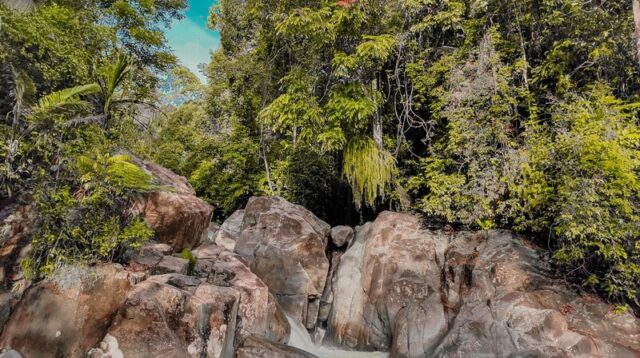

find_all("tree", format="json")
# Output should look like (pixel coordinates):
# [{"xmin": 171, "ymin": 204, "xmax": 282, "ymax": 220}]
[{"xmin": 634, "ymin": 0, "xmax": 640, "ymax": 63}]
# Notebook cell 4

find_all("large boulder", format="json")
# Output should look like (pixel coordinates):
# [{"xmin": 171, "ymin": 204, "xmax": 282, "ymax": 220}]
[
  {"xmin": 0, "ymin": 264, "xmax": 133, "ymax": 358},
  {"xmin": 128, "ymin": 157, "xmax": 213, "ymax": 252},
  {"xmin": 327, "ymin": 212, "xmax": 640, "ymax": 357},
  {"xmin": 234, "ymin": 197, "xmax": 331, "ymax": 329},
  {"xmin": 432, "ymin": 231, "xmax": 640, "ymax": 358},
  {"xmin": 90, "ymin": 274, "xmax": 240, "ymax": 358},
  {"xmin": 328, "ymin": 212, "xmax": 449, "ymax": 355},
  {"xmin": 90, "ymin": 245, "xmax": 290, "ymax": 358},
  {"xmin": 192, "ymin": 245, "xmax": 289, "ymax": 342}
]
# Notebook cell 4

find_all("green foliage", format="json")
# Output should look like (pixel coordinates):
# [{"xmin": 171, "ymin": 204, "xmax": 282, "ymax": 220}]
[
  {"xmin": 279, "ymin": 145, "xmax": 347, "ymax": 222},
  {"xmin": 180, "ymin": 248, "xmax": 197, "ymax": 276},
  {"xmin": 3, "ymin": 0, "xmax": 639, "ymax": 308},
  {"xmin": 343, "ymin": 136, "xmax": 397, "ymax": 209},
  {"xmin": 77, "ymin": 153, "xmax": 155, "ymax": 195},
  {"xmin": 158, "ymin": 65, "xmax": 204, "ymax": 106},
  {"xmin": 525, "ymin": 86, "xmax": 640, "ymax": 300},
  {"xmin": 209, "ymin": 0, "xmax": 640, "ymax": 305},
  {"xmin": 408, "ymin": 32, "xmax": 522, "ymax": 227},
  {"xmin": 0, "ymin": 4, "xmax": 106, "ymax": 94},
  {"xmin": 30, "ymin": 83, "xmax": 100, "ymax": 122},
  {"xmin": 28, "ymin": 153, "xmax": 155, "ymax": 279},
  {"xmin": 188, "ymin": 124, "xmax": 262, "ymax": 218}
]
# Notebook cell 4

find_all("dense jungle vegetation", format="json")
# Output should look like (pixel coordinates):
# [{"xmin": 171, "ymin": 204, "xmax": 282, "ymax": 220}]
[{"xmin": 0, "ymin": 0, "xmax": 639, "ymax": 309}]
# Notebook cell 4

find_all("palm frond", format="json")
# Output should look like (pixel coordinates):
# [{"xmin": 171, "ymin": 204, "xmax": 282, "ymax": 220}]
[
  {"xmin": 103, "ymin": 54, "xmax": 132, "ymax": 114},
  {"xmin": 30, "ymin": 83, "xmax": 100, "ymax": 119},
  {"xmin": 11, "ymin": 69, "xmax": 36, "ymax": 125},
  {"xmin": 62, "ymin": 114, "xmax": 108, "ymax": 128}
]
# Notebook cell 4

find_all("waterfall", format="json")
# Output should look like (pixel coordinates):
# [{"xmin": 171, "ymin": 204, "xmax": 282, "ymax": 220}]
[{"xmin": 285, "ymin": 315, "xmax": 389, "ymax": 358}]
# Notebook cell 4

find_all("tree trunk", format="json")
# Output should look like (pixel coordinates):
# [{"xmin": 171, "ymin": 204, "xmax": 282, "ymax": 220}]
[
  {"xmin": 633, "ymin": 0, "xmax": 640, "ymax": 64},
  {"xmin": 372, "ymin": 79, "xmax": 383, "ymax": 150}
]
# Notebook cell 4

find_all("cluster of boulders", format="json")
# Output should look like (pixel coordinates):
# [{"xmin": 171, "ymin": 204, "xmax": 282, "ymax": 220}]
[
  {"xmin": 204, "ymin": 199, "xmax": 640, "ymax": 358},
  {"xmin": 0, "ymin": 161, "xmax": 639, "ymax": 358},
  {"xmin": 327, "ymin": 213, "xmax": 640, "ymax": 357}
]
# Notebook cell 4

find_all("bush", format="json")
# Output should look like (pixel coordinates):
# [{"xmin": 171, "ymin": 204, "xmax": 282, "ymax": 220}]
[
  {"xmin": 25, "ymin": 153, "xmax": 155, "ymax": 279},
  {"xmin": 513, "ymin": 85, "xmax": 640, "ymax": 300},
  {"xmin": 189, "ymin": 124, "xmax": 262, "ymax": 219}
]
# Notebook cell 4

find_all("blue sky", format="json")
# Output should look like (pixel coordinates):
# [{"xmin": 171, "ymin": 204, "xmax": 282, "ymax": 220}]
[{"xmin": 165, "ymin": 1, "xmax": 220, "ymax": 83}]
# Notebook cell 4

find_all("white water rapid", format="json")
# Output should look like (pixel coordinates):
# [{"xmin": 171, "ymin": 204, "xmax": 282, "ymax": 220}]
[{"xmin": 285, "ymin": 315, "xmax": 389, "ymax": 358}]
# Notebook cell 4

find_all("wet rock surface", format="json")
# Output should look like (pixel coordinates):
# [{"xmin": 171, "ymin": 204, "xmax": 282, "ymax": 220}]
[{"xmin": 237, "ymin": 335, "xmax": 319, "ymax": 358}]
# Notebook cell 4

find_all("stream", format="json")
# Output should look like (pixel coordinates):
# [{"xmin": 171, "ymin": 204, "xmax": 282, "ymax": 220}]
[{"xmin": 285, "ymin": 315, "xmax": 389, "ymax": 358}]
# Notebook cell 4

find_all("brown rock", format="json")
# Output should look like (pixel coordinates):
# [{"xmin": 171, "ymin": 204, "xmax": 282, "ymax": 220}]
[
  {"xmin": 0, "ymin": 264, "xmax": 133, "ymax": 358},
  {"xmin": 329, "ymin": 226, "xmax": 354, "ymax": 248},
  {"xmin": 91, "ymin": 245, "xmax": 291, "ymax": 358},
  {"xmin": 234, "ymin": 196, "xmax": 330, "ymax": 327},
  {"xmin": 432, "ymin": 231, "xmax": 640, "ymax": 358},
  {"xmin": 327, "ymin": 212, "xmax": 640, "ymax": 357},
  {"xmin": 130, "ymin": 191, "xmax": 213, "ymax": 252},
  {"xmin": 93, "ymin": 274, "xmax": 239, "ymax": 358},
  {"xmin": 193, "ymin": 244, "xmax": 289, "ymax": 342},
  {"xmin": 214, "ymin": 209, "xmax": 244, "ymax": 250},
  {"xmin": 328, "ymin": 212, "xmax": 448, "ymax": 355},
  {"xmin": 152, "ymin": 255, "xmax": 189, "ymax": 275},
  {"xmin": 128, "ymin": 157, "xmax": 213, "ymax": 252},
  {"xmin": 139, "ymin": 242, "xmax": 173, "ymax": 256}
]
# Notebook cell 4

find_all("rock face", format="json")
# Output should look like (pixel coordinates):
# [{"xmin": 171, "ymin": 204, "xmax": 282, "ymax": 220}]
[
  {"xmin": 129, "ymin": 156, "xmax": 213, "ymax": 252},
  {"xmin": 2, "ymin": 191, "xmax": 640, "ymax": 358},
  {"xmin": 433, "ymin": 232, "xmax": 640, "ymax": 358},
  {"xmin": 328, "ymin": 212, "xmax": 448, "ymax": 355},
  {"xmin": 89, "ymin": 244, "xmax": 289, "ymax": 358},
  {"xmin": 192, "ymin": 245, "xmax": 289, "ymax": 343},
  {"xmin": 214, "ymin": 209, "xmax": 244, "ymax": 250},
  {"xmin": 234, "ymin": 196, "xmax": 331, "ymax": 329},
  {"xmin": 92, "ymin": 273, "xmax": 239, "ymax": 358},
  {"xmin": 0, "ymin": 265, "xmax": 133, "ymax": 358},
  {"xmin": 0, "ymin": 202, "xmax": 34, "ymax": 288},
  {"xmin": 327, "ymin": 211, "xmax": 640, "ymax": 357}
]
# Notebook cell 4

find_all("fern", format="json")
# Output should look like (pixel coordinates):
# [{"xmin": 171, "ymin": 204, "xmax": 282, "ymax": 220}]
[
  {"xmin": 78, "ymin": 153, "xmax": 153, "ymax": 194},
  {"xmin": 343, "ymin": 136, "xmax": 397, "ymax": 208}
]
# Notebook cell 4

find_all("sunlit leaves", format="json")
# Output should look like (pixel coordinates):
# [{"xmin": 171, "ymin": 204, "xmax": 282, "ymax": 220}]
[{"xmin": 343, "ymin": 136, "xmax": 397, "ymax": 208}]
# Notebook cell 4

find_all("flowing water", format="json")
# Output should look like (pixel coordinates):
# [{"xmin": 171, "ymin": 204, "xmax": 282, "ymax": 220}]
[{"xmin": 286, "ymin": 315, "xmax": 389, "ymax": 358}]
